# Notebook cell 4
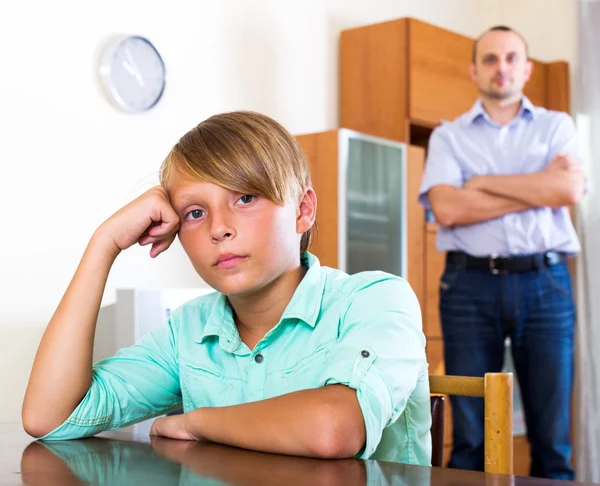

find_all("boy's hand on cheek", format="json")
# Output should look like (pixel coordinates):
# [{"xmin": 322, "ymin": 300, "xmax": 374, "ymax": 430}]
[
  {"xmin": 150, "ymin": 412, "xmax": 202, "ymax": 441},
  {"xmin": 94, "ymin": 185, "xmax": 180, "ymax": 259}
]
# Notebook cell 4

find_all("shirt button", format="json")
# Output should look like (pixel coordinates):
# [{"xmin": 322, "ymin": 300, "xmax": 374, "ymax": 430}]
[
  {"xmin": 254, "ymin": 353, "xmax": 264, "ymax": 364},
  {"xmin": 361, "ymin": 350, "xmax": 370, "ymax": 358}
]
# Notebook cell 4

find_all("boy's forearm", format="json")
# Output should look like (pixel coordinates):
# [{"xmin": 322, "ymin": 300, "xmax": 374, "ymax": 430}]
[
  {"xmin": 184, "ymin": 385, "xmax": 365, "ymax": 459},
  {"xmin": 22, "ymin": 229, "xmax": 119, "ymax": 437}
]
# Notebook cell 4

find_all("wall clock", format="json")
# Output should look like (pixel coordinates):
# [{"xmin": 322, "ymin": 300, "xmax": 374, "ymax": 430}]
[{"xmin": 99, "ymin": 35, "xmax": 166, "ymax": 113}]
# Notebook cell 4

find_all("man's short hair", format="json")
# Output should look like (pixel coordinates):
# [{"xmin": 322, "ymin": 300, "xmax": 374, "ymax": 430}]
[{"xmin": 472, "ymin": 25, "xmax": 529, "ymax": 63}]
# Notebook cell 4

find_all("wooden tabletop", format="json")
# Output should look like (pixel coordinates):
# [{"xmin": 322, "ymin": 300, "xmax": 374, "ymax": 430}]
[{"xmin": 0, "ymin": 422, "xmax": 596, "ymax": 486}]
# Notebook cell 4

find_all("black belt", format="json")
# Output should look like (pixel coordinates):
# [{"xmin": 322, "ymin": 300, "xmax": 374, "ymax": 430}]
[{"xmin": 446, "ymin": 251, "xmax": 567, "ymax": 275}]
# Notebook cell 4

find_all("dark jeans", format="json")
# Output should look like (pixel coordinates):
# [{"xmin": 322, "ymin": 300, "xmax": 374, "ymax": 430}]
[{"xmin": 440, "ymin": 260, "xmax": 575, "ymax": 480}]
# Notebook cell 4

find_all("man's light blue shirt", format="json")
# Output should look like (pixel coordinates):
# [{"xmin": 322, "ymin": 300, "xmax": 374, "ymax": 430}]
[
  {"xmin": 39, "ymin": 253, "xmax": 432, "ymax": 466},
  {"xmin": 419, "ymin": 97, "xmax": 582, "ymax": 256}
]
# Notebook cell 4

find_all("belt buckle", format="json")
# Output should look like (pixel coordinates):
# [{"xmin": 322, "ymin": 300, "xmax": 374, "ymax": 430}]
[{"xmin": 489, "ymin": 254, "xmax": 507, "ymax": 275}]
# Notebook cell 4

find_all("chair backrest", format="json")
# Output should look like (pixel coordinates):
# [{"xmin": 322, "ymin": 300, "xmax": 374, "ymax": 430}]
[
  {"xmin": 429, "ymin": 372, "xmax": 513, "ymax": 475},
  {"xmin": 429, "ymin": 395, "xmax": 445, "ymax": 467}
]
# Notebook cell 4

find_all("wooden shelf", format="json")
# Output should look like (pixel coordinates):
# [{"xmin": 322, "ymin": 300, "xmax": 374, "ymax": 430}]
[
  {"xmin": 338, "ymin": 18, "xmax": 572, "ymax": 475},
  {"xmin": 410, "ymin": 122, "xmax": 435, "ymax": 150}
]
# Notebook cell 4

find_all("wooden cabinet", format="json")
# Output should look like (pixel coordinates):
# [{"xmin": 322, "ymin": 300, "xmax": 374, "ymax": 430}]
[
  {"xmin": 295, "ymin": 130, "xmax": 426, "ymax": 309},
  {"xmin": 340, "ymin": 14, "xmax": 572, "ymax": 374},
  {"xmin": 340, "ymin": 19, "xmax": 410, "ymax": 142},
  {"xmin": 339, "ymin": 17, "xmax": 572, "ymax": 474},
  {"xmin": 406, "ymin": 145, "xmax": 426, "ymax": 309},
  {"xmin": 425, "ymin": 223, "xmax": 444, "ymax": 339},
  {"xmin": 408, "ymin": 19, "xmax": 477, "ymax": 126},
  {"xmin": 341, "ymin": 18, "xmax": 570, "ymax": 132},
  {"xmin": 526, "ymin": 61, "xmax": 548, "ymax": 108},
  {"xmin": 295, "ymin": 130, "xmax": 339, "ymax": 269}
]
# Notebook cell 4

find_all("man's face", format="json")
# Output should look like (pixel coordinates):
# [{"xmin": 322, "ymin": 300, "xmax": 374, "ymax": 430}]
[{"xmin": 470, "ymin": 30, "xmax": 532, "ymax": 101}]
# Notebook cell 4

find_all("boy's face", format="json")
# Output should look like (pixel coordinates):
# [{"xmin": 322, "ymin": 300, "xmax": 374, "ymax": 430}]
[{"xmin": 167, "ymin": 170, "xmax": 305, "ymax": 297}]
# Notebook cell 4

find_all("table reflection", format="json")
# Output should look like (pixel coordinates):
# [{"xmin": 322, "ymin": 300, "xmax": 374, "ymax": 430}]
[
  {"xmin": 21, "ymin": 438, "xmax": 378, "ymax": 486},
  {"xmin": 16, "ymin": 436, "xmax": 527, "ymax": 486}
]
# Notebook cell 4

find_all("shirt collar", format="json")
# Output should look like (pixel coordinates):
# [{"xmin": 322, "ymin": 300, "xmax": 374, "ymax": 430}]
[
  {"xmin": 279, "ymin": 252, "xmax": 326, "ymax": 328},
  {"xmin": 194, "ymin": 293, "xmax": 237, "ymax": 348},
  {"xmin": 466, "ymin": 99, "xmax": 487, "ymax": 124},
  {"xmin": 519, "ymin": 96, "xmax": 536, "ymax": 120},
  {"xmin": 467, "ymin": 96, "xmax": 536, "ymax": 124},
  {"xmin": 194, "ymin": 252, "xmax": 326, "ymax": 347}
]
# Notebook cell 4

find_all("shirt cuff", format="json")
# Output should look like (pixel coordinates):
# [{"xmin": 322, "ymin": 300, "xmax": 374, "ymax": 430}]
[{"xmin": 324, "ymin": 345, "xmax": 393, "ymax": 459}]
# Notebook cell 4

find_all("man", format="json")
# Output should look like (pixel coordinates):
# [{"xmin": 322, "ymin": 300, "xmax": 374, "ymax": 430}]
[{"xmin": 418, "ymin": 26, "xmax": 585, "ymax": 480}]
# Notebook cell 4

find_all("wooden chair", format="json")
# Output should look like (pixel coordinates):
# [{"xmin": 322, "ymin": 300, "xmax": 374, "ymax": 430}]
[
  {"xmin": 429, "ymin": 373, "xmax": 514, "ymax": 475},
  {"xmin": 429, "ymin": 395, "xmax": 446, "ymax": 467}
]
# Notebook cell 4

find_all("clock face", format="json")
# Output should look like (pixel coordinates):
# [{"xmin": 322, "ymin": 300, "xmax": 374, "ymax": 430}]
[{"xmin": 101, "ymin": 36, "xmax": 166, "ymax": 112}]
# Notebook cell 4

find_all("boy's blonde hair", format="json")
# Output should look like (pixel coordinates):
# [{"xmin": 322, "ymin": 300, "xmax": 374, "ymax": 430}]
[{"xmin": 160, "ymin": 111, "xmax": 313, "ymax": 252}]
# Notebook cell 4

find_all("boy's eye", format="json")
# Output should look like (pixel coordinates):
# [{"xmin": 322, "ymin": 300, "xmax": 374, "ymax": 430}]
[
  {"xmin": 237, "ymin": 195, "xmax": 255, "ymax": 205},
  {"xmin": 185, "ymin": 209, "xmax": 205, "ymax": 220}
]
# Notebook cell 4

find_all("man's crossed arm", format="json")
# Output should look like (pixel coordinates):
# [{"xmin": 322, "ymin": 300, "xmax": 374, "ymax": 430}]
[{"xmin": 429, "ymin": 154, "xmax": 585, "ymax": 228}]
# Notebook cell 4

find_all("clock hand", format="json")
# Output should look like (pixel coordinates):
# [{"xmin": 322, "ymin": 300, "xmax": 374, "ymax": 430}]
[
  {"xmin": 124, "ymin": 47, "xmax": 145, "ymax": 87},
  {"xmin": 122, "ymin": 61, "xmax": 144, "ymax": 87},
  {"xmin": 122, "ymin": 61, "xmax": 139, "ymax": 78}
]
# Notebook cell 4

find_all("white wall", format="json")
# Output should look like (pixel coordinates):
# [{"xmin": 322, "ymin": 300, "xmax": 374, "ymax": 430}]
[
  {"xmin": 483, "ymin": 0, "xmax": 579, "ymax": 104},
  {"xmin": 0, "ymin": 0, "xmax": 576, "ymax": 422}
]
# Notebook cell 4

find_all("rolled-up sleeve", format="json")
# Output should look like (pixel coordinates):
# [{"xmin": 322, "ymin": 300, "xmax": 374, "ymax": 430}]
[
  {"xmin": 418, "ymin": 125, "xmax": 464, "ymax": 209},
  {"xmin": 40, "ymin": 316, "xmax": 183, "ymax": 441},
  {"xmin": 319, "ymin": 275, "xmax": 427, "ymax": 459}
]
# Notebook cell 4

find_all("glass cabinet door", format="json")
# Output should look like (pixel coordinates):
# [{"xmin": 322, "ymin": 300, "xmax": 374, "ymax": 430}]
[{"xmin": 340, "ymin": 130, "xmax": 407, "ymax": 279}]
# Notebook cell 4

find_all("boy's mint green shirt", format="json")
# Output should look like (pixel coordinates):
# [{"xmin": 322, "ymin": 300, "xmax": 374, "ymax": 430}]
[{"xmin": 41, "ymin": 253, "xmax": 432, "ymax": 465}]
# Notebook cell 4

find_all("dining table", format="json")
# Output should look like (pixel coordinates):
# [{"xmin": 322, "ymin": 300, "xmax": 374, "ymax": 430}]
[{"xmin": 1, "ymin": 422, "xmax": 597, "ymax": 485}]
